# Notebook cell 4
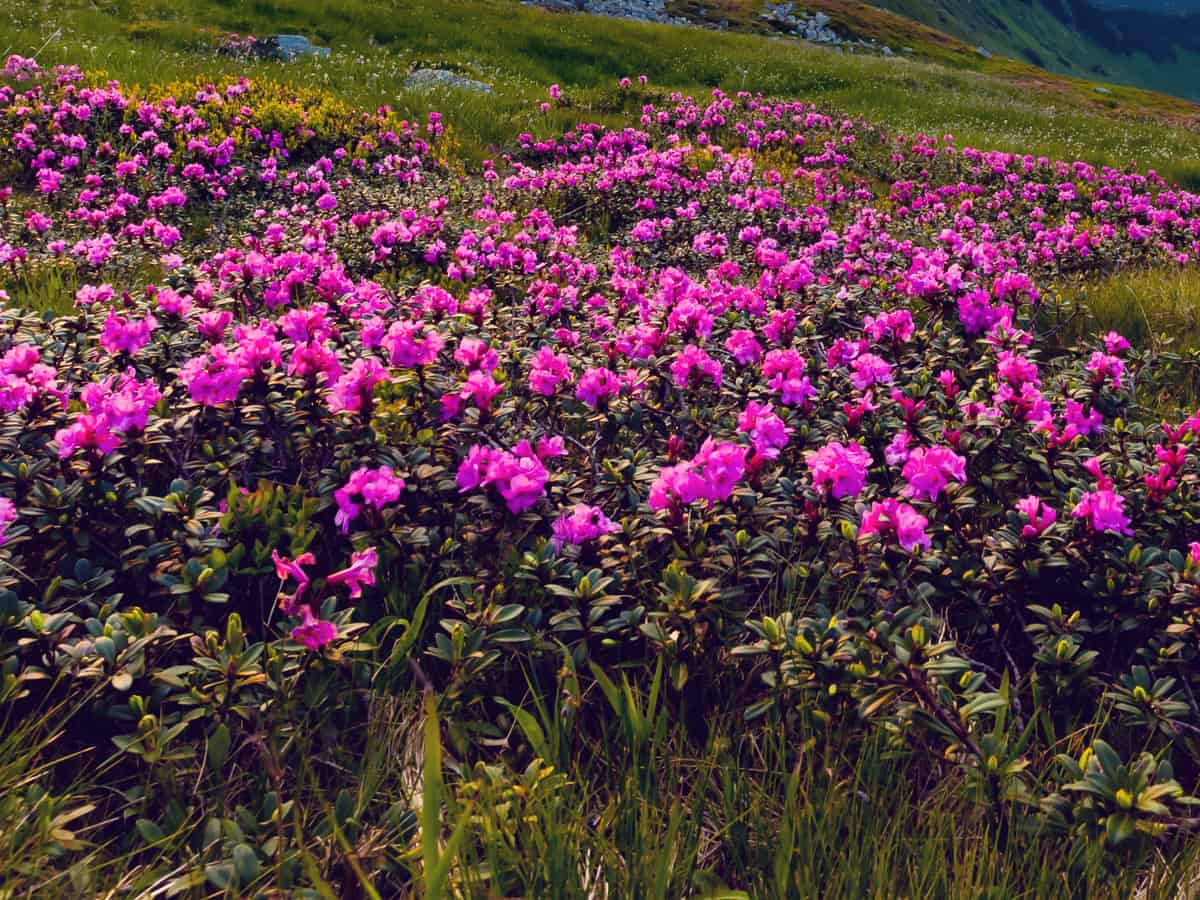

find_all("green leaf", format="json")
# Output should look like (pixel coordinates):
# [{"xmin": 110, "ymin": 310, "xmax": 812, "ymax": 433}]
[
  {"xmin": 232, "ymin": 843, "xmax": 261, "ymax": 884},
  {"xmin": 207, "ymin": 723, "xmax": 231, "ymax": 771},
  {"xmin": 135, "ymin": 818, "xmax": 164, "ymax": 844},
  {"xmin": 497, "ymin": 698, "xmax": 550, "ymax": 762}
]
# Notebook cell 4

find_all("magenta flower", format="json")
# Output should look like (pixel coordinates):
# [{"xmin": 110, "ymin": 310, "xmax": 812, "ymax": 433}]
[
  {"xmin": 382, "ymin": 320, "xmax": 444, "ymax": 368},
  {"xmin": 454, "ymin": 337, "xmax": 498, "ymax": 373},
  {"xmin": 885, "ymin": 430, "xmax": 912, "ymax": 466},
  {"xmin": 0, "ymin": 497, "xmax": 16, "ymax": 545},
  {"xmin": 334, "ymin": 467, "xmax": 405, "ymax": 533},
  {"xmin": 329, "ymin": 358, "xmax": 388, "ymax": 415},
  {"xmin": 849, "ymin": 353, "xmax": 893, "ymax": 392},
  {"xmin": 54, "ymin": 414, "xmax": 121, "ymax": 459},
  {"xmin": 1086, "ymin": 352, "xmax": 1125, "ymax": 389},
  {"xmin": 326, "ymin": 547, "xmax": 378, "ymax": 599},
  {"xmin": 196, "ymin": 310, "xmax": 233, "ymax": 342},
  {"xmin": 1015, "ymin": 495, "xmax": 1056, "ymax": 539},
  {"xmin": 806, "ymin": 440, "xmax": 872, "ymax": 499},
  {"xmin": 737, "ymin": 400, "xmax": 791, "ymax": 460},
  {"xmin": 648, "ymin": 439, "xmax": 746, "ymax": 511},
  {"xmin": 859, "ymin": 499, "xmax": 932, "ymax": 552},
  {"xmin": 901, "ymin": 446, "xmax": 967, "ymax": 501},
  {"xmin": 551, "ymin": 504, "xmax": 620, "ymax": 551},
  {"xmin": 272, "ymin": 550, "xmax": 316, "ymax": 615},
  {"xmin": 670, "ymin": 344, "xmax": 722, "ymax": 391},
  {"xmin": 1072, "ymin": 489, "xmax": 1133, "ymax": 536},
  {"xmin": 460, "ymin": 370, "xmax": 504, "ymax": 412},
  {"xmin": 762, "ymin": 350, "xmax": 816, "ymax": 406},
  {"xmin": 457, "ymin": 443, "xmax": 549, "ymax": 514},
  {"xmin": 99, "ymin": 311, "xmax": 156, "ymax": 355},
  {"xmin": 576, "ymin": 367, "xmax": 621, "ymax": 408},
  {"xmin": 292, "ymin": 605, "xmax": 337, "ymax": 650},
  {"xmin": 529, "ymin": 347, "xmax": 573, "ymax": 395},
  {"xmin": 863, "ymin": 309, "xmax": 914, "ymax": 342},
  {"xmin": 1189, "ymin": 542, "xmax": 1200, "ymax": 567},
  {"xmin": 1103, "ymin": 331, "xmax": 1131, "ymax": 354},
  {"xmin": 181, "ymin": 345, "xmax": 251, "ymax": 406},
  {"xmin": 725, "ymin": 329, "xmax": 763, "ymax": 365},
  {"xmin": 81, "ymin": 370, "xmax": 161, "ymax": 431}
]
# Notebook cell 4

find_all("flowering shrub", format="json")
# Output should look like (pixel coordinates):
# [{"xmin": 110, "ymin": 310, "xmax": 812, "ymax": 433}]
[{"xmin": 3, "ymin": 58, "xmax": 1200, "ymax": 871}]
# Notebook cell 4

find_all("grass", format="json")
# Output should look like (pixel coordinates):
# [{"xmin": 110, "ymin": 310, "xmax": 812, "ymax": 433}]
[
  {"xmin": 3, "ymin": 0, "xmax": 1200, "ymax": 185},
  {"xmin": 1049, "ymin": 266, "xmax": 1200, "ymax": 408},
  {"xmin": 6, "ymin": 675, "xmax": 1200, "ymax": 897},
  {"xmin": 4, "ymin": 1, "xmax": 1200, "ymax": 894}
]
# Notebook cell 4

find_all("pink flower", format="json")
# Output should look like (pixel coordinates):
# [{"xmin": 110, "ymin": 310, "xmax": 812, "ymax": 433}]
[
  {"xmin": 850, "ymin": 353, "xmax": 893, "ymax": 392},
  {"xmin": 334, "ymin": 467, "xmax": 405, "ymax": 533},
  {"xmin": 670, "ymin": 344, "xmax": 722, "ymax": 390},
  {"xmin": 54, "ymin": 413, "xmax": 121, "ymax": 459},
  {"xmin": 272, "ymin": 550, "xmax": 316, "ymax": 615},
  {"xmin": 859, "ymin": 499, "xmax": 931, "ymax": 552},
  {"xmin": 1072, "ymin": 489, "xmax": 1133, "ymax": 536},
  {"xmin": 81, "ymin": 369, "xmax": 161, "ymax": 431},
  {"xmin": 180, "ymin": 345, "xmax": 251, "ymax": 406},
  {"xmin": 901, "ymin": 446, "xmax": 967, "ymax": 501},
  {"xmin": 382, "ymin": 320, "xmax": 444, "ymax": 367},
  {"xmin": 0, "ymin": 497, "xmax": 16, "ymax": 545},
  {"xmin": 1189, "ymin": 542, "xmax": 1200, "ymax": 567},
  {"xmin": 99, "ymin": 311, "xmax": 156, "ymax": 355},
  {"xmin": 329, "ymin": 358, "xmax": 388, "ymax": 415},
  {"xmin": 1015, "ymin": 495, "xmax": 1056, "ymax": 539},
  {"xmin": 459, "ymin": 370, "xmax": 504, "ymax": 412},
  {"xmin": 737, "ymin": 400, "xmax": 791, "ymax": 460},
  {"xmin": 863, "ymin": 309, "xmax": 914, "ymax": 342},
  {"xmin": 457, "ymin": 443, "xmax": 549, "ymax": 514},
  {"xmin": 576, "ymin": 367, "xmax": 621, "ymax": 408},
  {"xmin": 529, "ymin": 347, "xmax": 573, "ymax": 395},
  {"xmin": 454, "ymin": 337, "xmax": 498, "ymax": 373},
  {"xmin": 762, "ymin": 350, "xmax": 816, "ymax": 406},
  {"xmin": 806, "ymin": 441, "xmax": 872, "ymax": 499},
  {"xmin": 551, "ymin": 504, "xmax": 620, "ymax": 550},
  {"xmin": 724, "ymin": 329, "xmax": 762, "ymax": 365},
  {"xmin": 885, "ymin": 430, "xmax": 912, "ymax": 466},
  {"xmin": 1086, "ymin": 352, "xmax": 1125, "ymax": 389},
  {"xmin": 326, "ymin": 547, "xmax": 378, "ymax": 599},
  {"xmin": 197, "ymin": 310, "xmax": 233, "ymax": 342},
  {"xmin": 648, "ymin": 439, "xmax": 746, "ymax": 510},
  {"xmin": 292, "ymin": 605, "xmax": 337, "ymax": 650},
  {"xmin": 1103, "ymin": 331, "xmax": 1131, "ymax": 354}
]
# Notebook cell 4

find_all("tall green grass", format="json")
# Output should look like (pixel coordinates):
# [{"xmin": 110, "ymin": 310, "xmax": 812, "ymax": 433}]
[{"xmin": 4, "ymin": 0, "xmax": 1200, "ymax": 182}]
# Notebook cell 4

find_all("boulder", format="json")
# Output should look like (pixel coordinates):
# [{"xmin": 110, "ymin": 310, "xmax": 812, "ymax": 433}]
[{"xmin": 404, "ymin": 69, "xmax": 494, "ymax": 94}]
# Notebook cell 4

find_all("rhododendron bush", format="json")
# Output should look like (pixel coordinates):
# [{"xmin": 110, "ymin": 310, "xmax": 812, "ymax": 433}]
[{"xmin": 4, "ymin": 56, "xmax": 1200, "ymax": 873}]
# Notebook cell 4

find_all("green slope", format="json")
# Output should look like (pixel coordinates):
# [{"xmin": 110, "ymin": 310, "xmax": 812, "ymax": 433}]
[
  {"xmin": 867, "ymin": 0, "xmax": 1200, "ymax": 101},
  {"xmin": 2, "ymin": 0, "xmax": 1199, "ymax": 186}
]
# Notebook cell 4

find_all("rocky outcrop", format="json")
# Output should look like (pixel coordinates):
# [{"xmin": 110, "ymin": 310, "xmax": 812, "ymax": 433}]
[
  {"xmin": 523, "ymin": 0, "xmax": 897, "ymax": 53},
  {"xmin": 404, "ymin": 69, "xmax": 494, "ymax": 94},
  {"xmin": 522, "ymin": 0, "xmax": 687, "ymax": 24}
]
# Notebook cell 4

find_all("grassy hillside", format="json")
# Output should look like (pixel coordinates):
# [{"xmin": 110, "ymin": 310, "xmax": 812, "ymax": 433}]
[
  {"xmin": 3, "ymin": 0, "xmax": 1200, "ymax": 187},
  {"xmin": 868, "ymin": 0, "xmax": 1200, "ymax": 101}
]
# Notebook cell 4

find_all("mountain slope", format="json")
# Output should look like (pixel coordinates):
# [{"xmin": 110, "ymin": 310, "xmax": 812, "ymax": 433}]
[{"xmin": 866, "ymin": 0, "xmax": 1200, "ymax": 100}]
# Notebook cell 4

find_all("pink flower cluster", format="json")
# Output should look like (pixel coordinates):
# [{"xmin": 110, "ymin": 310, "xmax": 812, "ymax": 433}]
[
  {"xmin": 457, "ymin": 440, "xmax": 555, "ymax": 514},
  {"xmin": 806, "ymin": 440, "xmax": 871, "ymax": 499},
  {"xmin": 649, "ymin": 439, "xmax": 747, "ymax": 511},
  {"xmin": 334, "ymin": 466, "xmax": 406, "ymax": 533},
  {"xmin": 551, "ymin": 504, "xmax": 620, "ymax": 551}
]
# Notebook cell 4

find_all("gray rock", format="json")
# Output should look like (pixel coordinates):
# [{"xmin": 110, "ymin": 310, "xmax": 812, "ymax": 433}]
[
  {"xmin": 975, "ymin": 45, "xmax": 993, "ymax": 59},
  {"xmin": 812, "ymin": 11, "xmax": 831, "ymax": 27},
  {"xmin": 1095, "ymin": 85, "xmax": 1113, "ymax": 94},
  {"xmin": 404, "ymin": 69, "xmax": 494, "ymax": 94}
]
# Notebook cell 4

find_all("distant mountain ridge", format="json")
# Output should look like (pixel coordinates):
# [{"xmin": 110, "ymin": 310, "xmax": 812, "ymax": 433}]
[{"xmin": 867, "ymin": 0, "xmax": 1200, "ymax": 100}]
